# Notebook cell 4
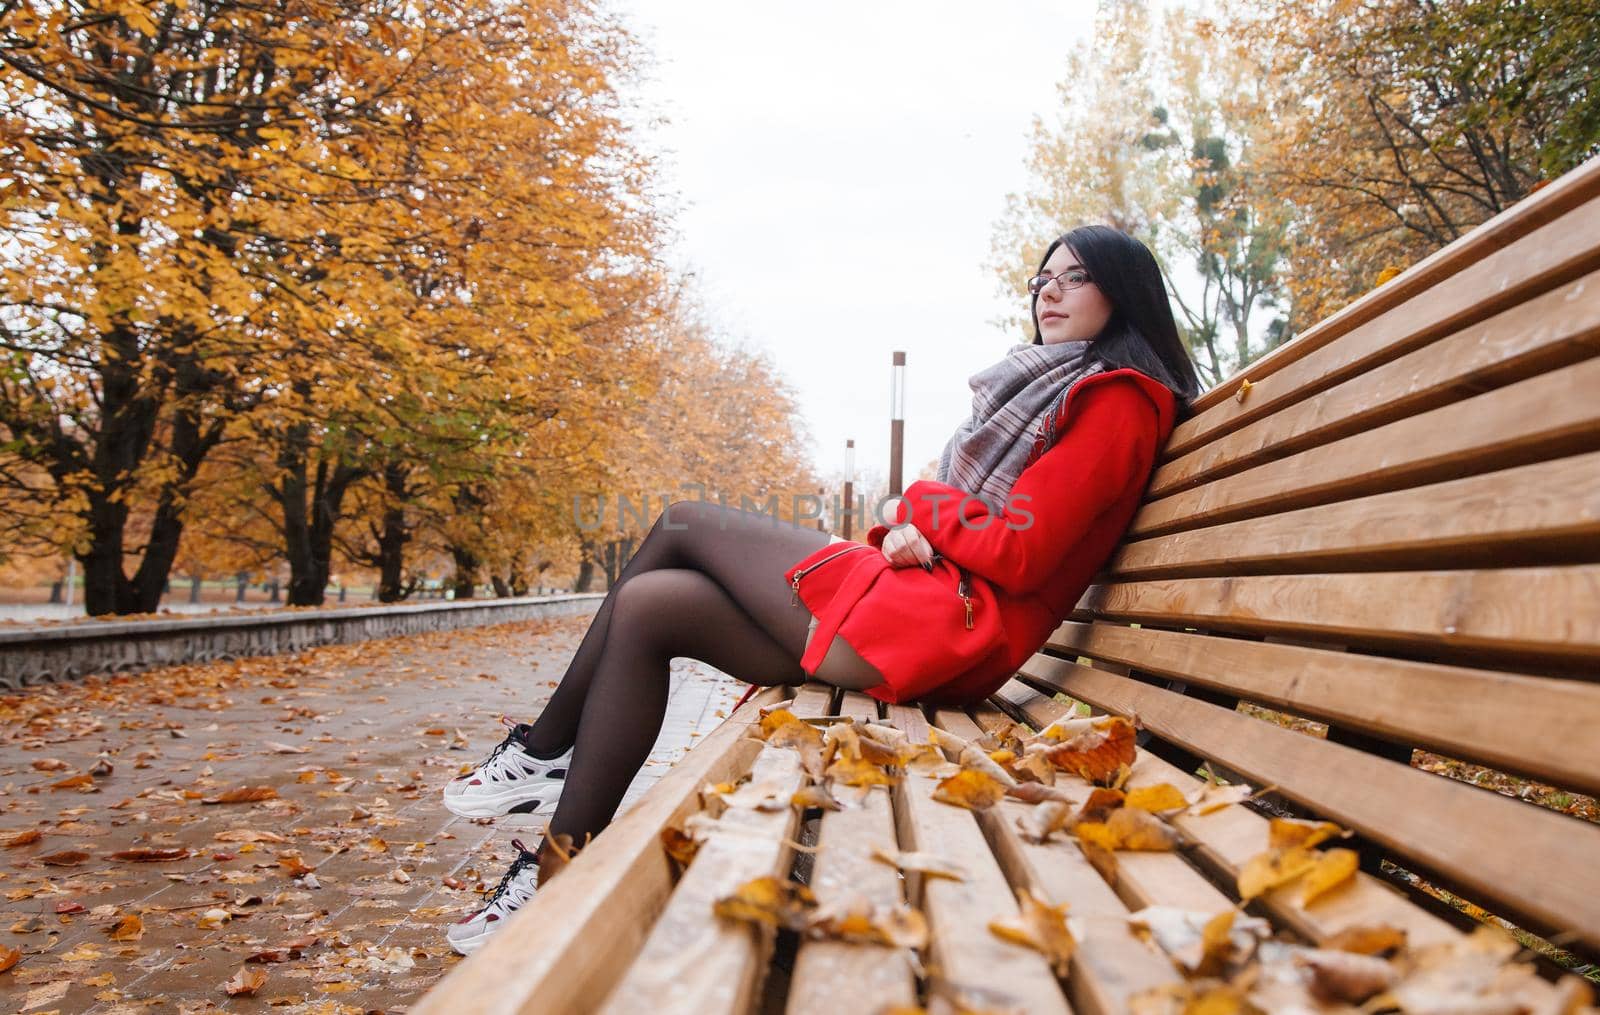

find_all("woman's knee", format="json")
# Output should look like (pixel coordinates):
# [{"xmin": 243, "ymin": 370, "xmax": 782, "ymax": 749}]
[{"xmin": 606, "ymin": 571, "xmax": 683, "ymax": 647}]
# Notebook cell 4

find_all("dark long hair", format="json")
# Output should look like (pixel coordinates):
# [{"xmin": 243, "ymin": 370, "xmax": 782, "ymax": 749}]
[{"xmin": 1029, "ymin": 225, "xmax": 1202, "ymax": 412}]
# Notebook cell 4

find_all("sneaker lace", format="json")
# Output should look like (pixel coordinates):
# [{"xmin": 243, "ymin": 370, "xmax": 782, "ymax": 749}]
[
  {"xmin": 472, "ymin": 715, "xmax": 529, "ymax": 777},
  {"xmin": 484, "ymin": 840, "xmax": 540, "ymax": 908}
]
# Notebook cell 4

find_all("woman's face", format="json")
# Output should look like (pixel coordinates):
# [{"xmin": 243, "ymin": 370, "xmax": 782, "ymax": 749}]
[{"xmin": 1033, "ymin": 244, "xmax": 1113, "ymax": 345}]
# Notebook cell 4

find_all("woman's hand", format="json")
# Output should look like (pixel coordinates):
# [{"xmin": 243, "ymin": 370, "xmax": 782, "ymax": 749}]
[{"xmin": 881, "ymin": 522, "xmax": 936, "ymax": 570}]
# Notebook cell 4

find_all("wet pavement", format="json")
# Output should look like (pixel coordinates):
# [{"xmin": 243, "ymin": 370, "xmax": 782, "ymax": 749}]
[{"xmin": 0, "ymin": 613, "xmax": 743, "ymax": 1013}]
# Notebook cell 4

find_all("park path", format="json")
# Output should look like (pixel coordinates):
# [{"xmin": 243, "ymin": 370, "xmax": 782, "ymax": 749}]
[{"xmin": 0, "ymin": 612, "xmax": 743, "ymax": 1013}]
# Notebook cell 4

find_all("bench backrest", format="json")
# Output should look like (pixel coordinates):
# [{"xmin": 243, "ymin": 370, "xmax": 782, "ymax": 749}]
[{"xmin": 1020, "ymin": 154, "xmax": 1600, "ymax": 957}]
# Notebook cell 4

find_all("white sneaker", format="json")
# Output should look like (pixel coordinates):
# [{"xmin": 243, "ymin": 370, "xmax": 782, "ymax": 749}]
[
  {"xmin": 443, "ymin": 716, "xmax": 572, "ymax": 819},
  {"xmin": 446, "ymin": 838, "xmax": 541, "ymax": 955}
]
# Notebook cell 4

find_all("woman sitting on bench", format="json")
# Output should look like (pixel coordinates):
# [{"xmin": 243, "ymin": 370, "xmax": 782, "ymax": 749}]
[{"xmin": 438, "ymin": 224, "xmax": 1203, "ymax": 955}]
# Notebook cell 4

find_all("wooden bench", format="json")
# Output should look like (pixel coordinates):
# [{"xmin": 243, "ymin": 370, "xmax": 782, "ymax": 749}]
[{"xmin": 414, "ymin": 154, "xmax": 1600, "ymax": 1013}]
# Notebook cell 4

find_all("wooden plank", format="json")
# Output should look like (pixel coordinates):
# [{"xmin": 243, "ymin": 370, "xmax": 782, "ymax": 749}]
[
  {"xmin": 786, "ymin": 691, "xmax": 917, "ymax": 1013},
  {"xmin": 1081, "ymin": 565, "xmax": 1600, "ymax": 666},
  {"xmin": 993, "ymin": 682, "xmax": 1462, "ymax": 951},
  {"xmin": 599, "ymin": 744, "xmax": 807, "ymax": 1013},
  {"xmin": 935, "ymin": 707, "xmax": 1190, "ymax": 1015},
  {"xmin": 1135, "ymin": 348, "xmax": 1600, "ymax": 537},
  {"xmin": 1111, "ymin": 449, "xmax": 1600, "ymax": 580},
  {"xmin": 1049, "ymin": 621, "xmax": 1600, "ymax": 797},
  {"xmin": 1165, "ymin": 190, "xmax": 1600, "ymax": 460},
  {"xmin": 1185, "ymin": 155, "xmax": 1600, "ymax": 416},
  {"xmin": 411, "ymin": 685, "xmax": 786, "ymax": 1015},
  {"xmin": 1019, "ymin": 660, "xmax": 1600, "ymax": 951},
  {"xmin": 885, "ymin": 703, "xmax": 1073, "ymax": 1014}
]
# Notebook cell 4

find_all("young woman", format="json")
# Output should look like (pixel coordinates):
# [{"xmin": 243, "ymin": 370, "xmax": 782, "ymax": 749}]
[{"xmin": 440, "ymin": 224, "xmax": 1202, "ymax": 955}]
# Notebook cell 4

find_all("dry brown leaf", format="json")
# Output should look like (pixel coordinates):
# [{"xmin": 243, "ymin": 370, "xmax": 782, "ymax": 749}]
[
  {"xmin": 761, "ymin": 710, "xmax": 827, "ymax": 778},
  {"xmin": 1077, "ymin": 787, "xmax": 1128, "ymax": 824},
  {"xmin": 277, "ymin": 853, "xmax": 315, "ymax": 877},
  {"xmin": 1238, "ymin": 845, "xmax": 1318, "ymax": 901},
  {"xmin": 957, "ymin": 744, "xmax": 1018, "ymax": 788},
  {"xmin": 202, "ymin": 786, "xmax": 279, "ymax": 805},
  {"xmin": 1295, "ymin": 947, "xmax": 1398, "ymax": 1004},
  {"xmin": 108, "ymin": 913, "xmax": 144, "ymax": 941},
  {"xmin": 871, "ymin": 845, "xmax": 968, "ymax": 882},
  {"xmin": 712, "ymin": 875, "xmax": 818, "ymax": 931},
  {"xmin": 1075, "ymin": 806, "xmax": 1183, "ymax": 852},
  {"xmin": 824, "ymin": 754, "xmax": 897, "ymax": 788},
  {"xmin": 264, "ymin": 742, "xmax": 310, "ymax": 754},
  {"xmin": 1042, "ymin": 716, "xmax": 1137, "ymax": 786},
  {"xmin": 1269, "ymin": 817, "xmax": 1349, "ymax": 851},
  {"xmin": 931, "ymin": 768, "xmax": 1007, "ymax": 811},
  {"xmin": 1126, "ymin": 783, "xmax": 1189, "ymax": 812},
  {"xmin": 660, "ymin": 826, "xmax": 699, "ymax": 872},
  {"xmin": 1323, "ymin": 923, "xmax": 1408, "ymax": 956},
  {"xmin": 0, "ymin": 945, "xmax": 20, "ymax": 973},
  {"xmin": 988, "ymin": 888, "xmax": 1077, "ymax": 976},
  {"xmin": 38, "ymin": 849, "xmax": 91, "ymax": 866},
  {"xmin": 29, "ymin": 758, "xmax": 68, "ymax": 771},
  {"xmin": 1186, "ymin": 782, "xmax": 1258, "ymax": 817},
  {"xmin": 214, "ymin": 828, "xmax": 287, "ymax": 844},
  {"xmin": 807, "ymin": 899, "xmax": 929, "ymax": 949},
  {"xmin": 1004, "ymin": 782, "xmax": 1076, "ymax": 805},
  {"xmin": 224, "ymin": 965, "xmax": 268, "ymax": 997},
  {"xmin": 109, "ymin": 847, "xmax": 191, "ymax": 862},
  {"xmin": 50, "ymin": 773, "xmax": 96, "ymax": 791},
  {"xmin": 790, "ymin": 784, "xmax": 843, "ymax": 812},
  {"xmin": 1300, "ymin": 848, "xmax": 1359, "ymax": 906},
  {"xmin": 1016, "ymin": 799, "xmax": 1076, "ymax": 843},
  {"xmin": 0, "ymin": 828, "xmax": 42, "ymax": 848},
  {"xmin": 1128, "ymin": 906, "xmax": 1272, "ymax": 976}
]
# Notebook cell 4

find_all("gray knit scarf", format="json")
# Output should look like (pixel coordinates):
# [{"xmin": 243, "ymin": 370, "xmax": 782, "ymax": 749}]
[{"xmin": 935, "ymin": 340, "xmax": 1107, "ymax": 511}]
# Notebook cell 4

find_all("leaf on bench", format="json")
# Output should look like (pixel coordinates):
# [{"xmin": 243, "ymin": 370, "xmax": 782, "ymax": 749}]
[
  {"xmin": 1237, "ymin": 818, "xmax": 1355, "ymax": 902},
  {"xmin": 713, "ymin": 874, "xmax": 819, "ymax": 932},
  {"xmin": 756, "ymin": 708, "xmax": 825, "ymax": 778},
  {"xmin": 790, "ymin": 783, "xmax": 843, "ymax": 812},
  {"xmin": 987, "ymin": 887, "xmax": 1078, "ymax": 977},
  {"xmin": 1128, "ymin": 906, "xmax": 1270, "ymax": 978},
  {"xmin": 1041, "ymin": 716, "xmax": 1137, "ymax": 787},
  {"xmin": 808, "ymin": 898, "xmax": 930, "ymax": 949},
  {"xmin": 1074, "ymin": 806, "xmax": 1184, "ymax": 852},
  {"xmin": 871, "ymin": 845, "xmax": 967, "ymax": 883},
  {"xmin": 931, "ymin": 768, "xmax": 1007, "ymax": 811}
]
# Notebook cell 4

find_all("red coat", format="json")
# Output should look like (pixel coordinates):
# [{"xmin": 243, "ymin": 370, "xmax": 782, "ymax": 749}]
[{"xmin": 783, "ymin": 368, "xmax": 1177, "ymax": 707}]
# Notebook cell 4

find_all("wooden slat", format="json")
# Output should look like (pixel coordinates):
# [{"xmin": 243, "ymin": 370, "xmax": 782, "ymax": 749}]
[
  {"xmin": 411, "ymin": 685, "xmax": 786, "ymax": 1015},
  {"xmin": 934, "ymin": 707, "xmax": 1188, "ymax": 1015},
  {"xmin": 1020, "ymin": 660, "xmax": 1600, "ymax": 950},
  {"xmin": 1111, "ymin": 449, "xmax": 1600, "ymax": 580},
  {"xmin": 1185, "ymin": 155, "xmax": 1600, "ymax": 416},
  {"xmin": 1134, "ymin": 349, "xmax": 1600, "ymax": 537},
  {"xmin": 1049, "ymin": 621, "xmax": 1600, "ymax": 797},
  {"xmin": 885, "ymin": 703, "xmax": 1072, "ymax": 1014},
  {"xmin": 1165, "ymin": 190, "xmax": 1600, "ymax": 461},
  {"xmin": 1081, "ymin": 565, "xmax": 1600, "ymax": 666},
  {"xmin": 993, "ymin": 681, "xmax": 1463, "ymax": 950},
  {"xmin": 786, "ymin": 691, "xmax": 917, "ymax": 1014},
  {"xmin": 599, "ymin": 692, "xmax": 821, "ymax": 1013}
]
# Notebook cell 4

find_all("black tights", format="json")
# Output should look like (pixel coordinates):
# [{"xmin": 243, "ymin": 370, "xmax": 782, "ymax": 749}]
[{"xmin": 522, "ymin": 500, "xmax": 869, "ymax": 858}]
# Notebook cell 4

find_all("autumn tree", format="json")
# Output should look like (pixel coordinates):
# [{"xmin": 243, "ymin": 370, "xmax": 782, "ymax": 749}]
[
  {"xmin": 989, "ymin": 0, "xmax": 1291, "ymax": 386},
  {"xmin": 0, "ymin": 0, "xmax": 664, "ymax": 613},
  {"xmin": 1231, "ymin": 0, "xmax": 1600, "ymax": 325}
]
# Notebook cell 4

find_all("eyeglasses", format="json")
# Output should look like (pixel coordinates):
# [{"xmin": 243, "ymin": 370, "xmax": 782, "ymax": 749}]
[{"xmin": 1027, "ymin": 268, "xmax": 1094, "ymax": 296}]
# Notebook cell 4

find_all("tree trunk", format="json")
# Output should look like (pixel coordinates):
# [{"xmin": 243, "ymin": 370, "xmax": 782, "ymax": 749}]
[
  {"xmin": 575, "ymin": 540, "xmax": 598, "ymax": 592},
  {"xmin": 449, "ymin": 544, "xmax": 479, "ymax": 598},
  {"xmin": 374, "ymin": 462, "xmax": 412, "ymax": 603}
]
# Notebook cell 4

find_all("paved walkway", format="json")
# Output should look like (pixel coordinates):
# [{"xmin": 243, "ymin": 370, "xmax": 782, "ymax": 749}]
[{"xmin": 0, "ymin": 613, "xmax": 744, "ymax": 1013}]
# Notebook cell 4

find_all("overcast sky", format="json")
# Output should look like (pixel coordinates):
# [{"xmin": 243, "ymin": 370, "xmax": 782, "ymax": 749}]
[{"xmin": 609, "ymin": 1, "xmax": 1100, "ymax": 496}]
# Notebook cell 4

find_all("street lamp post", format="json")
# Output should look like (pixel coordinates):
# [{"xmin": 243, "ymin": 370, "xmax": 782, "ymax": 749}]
[
  {"xmin": 889, "ymin": 351, "xmax": 905, "ymax": 496},
  {"xmin": 842, "ymin": 440, "xmax": 855, "ymax": 540}
]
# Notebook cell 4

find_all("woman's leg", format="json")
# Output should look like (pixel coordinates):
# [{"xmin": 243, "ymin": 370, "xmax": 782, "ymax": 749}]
[
  {"xmin": 539, "ymin": 567, "xmax": 812, "ymax": 859},
  {"xmin": 523, "ymin": 500, "xmax": 835, "ymax": 757}
]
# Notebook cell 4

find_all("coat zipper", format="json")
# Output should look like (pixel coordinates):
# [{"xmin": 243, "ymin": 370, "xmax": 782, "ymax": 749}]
[
  {"xmin": 789, "ymin": 543, "xmax": 875, "ymax": 605},
  {"xmin": 790, "ymin": 543, "xmax": 974, "ymax": 631}
]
